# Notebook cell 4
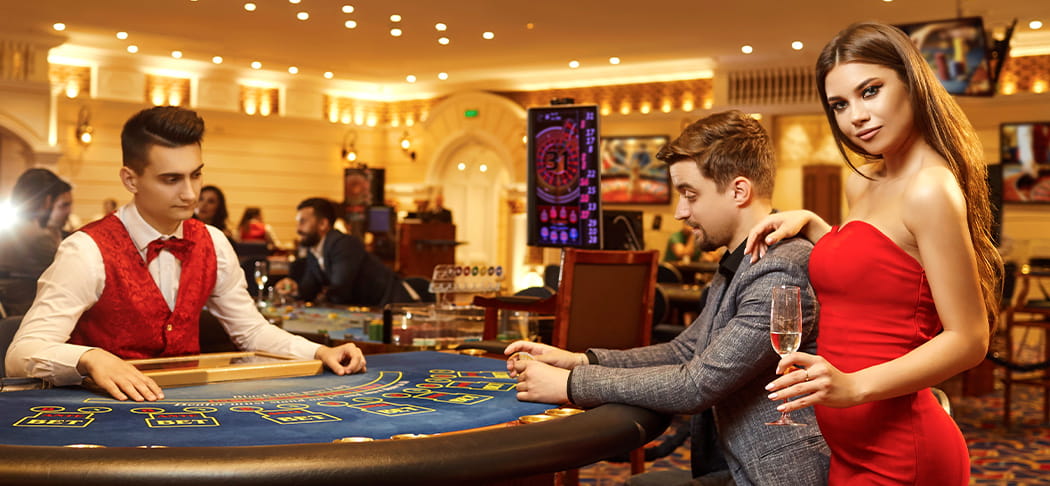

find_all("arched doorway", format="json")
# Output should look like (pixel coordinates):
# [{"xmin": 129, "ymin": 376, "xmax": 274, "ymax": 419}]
[{"xmin": 433, "ymin": 138, "xmax": 510, "ymax": 265}]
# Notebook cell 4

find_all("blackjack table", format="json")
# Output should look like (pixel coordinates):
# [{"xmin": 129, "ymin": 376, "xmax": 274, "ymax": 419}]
[{"xmin": 0, "ymin": 351, "xmax": 669, "ymax": 485}]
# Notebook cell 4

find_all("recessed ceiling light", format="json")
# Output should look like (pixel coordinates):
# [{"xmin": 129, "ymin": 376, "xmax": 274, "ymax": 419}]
[
  {"xmin": 116, "ymin": 31, "xmax": 128, "ymax": 40},
  {"xmin": 526, "ymin": 22, "xmax": 534, "ymax": 30},
  {"xmin": 406, "ymin": 75, "xmax": 417, "ymax": 83},
  {"xmin": 791, "ymin": 41, "xmax": 804, "ymax": 50},
  {"xmin": 482, "ymin": 31, "xmax": 494, "ymax": 40},
  {"xmin": 289, "ymin": 0, "xmax": 301, "ymax": 4},
  {"xmin": 212, "ymin": 56, "xmax": 223, "ymax": 64},
  {"xmin": 251, "ymin": 61, "xmax": 262, "ymax": 69},
  {"xmin": 296, "ymin": 12, "xmax": 309, "ymax": 20},
  {"xmin": 390, "ymin": 14, "xmax": 402, "ymax": 22},
  {"xmin": 127, "ymin": 45, "xmax": 139, "ymax": 53},
  {"xmin": 609, "ymin": 57, "xmax": 620, "ymax": 65},
  {"xmin": 171, "ymin": 50, "xmax": 183, "ymax": 59},
  {"xmin": 568, "ymin": 60, "xmax": 580, "ymax": 69},
  {"xmin": 457, "ymin": 162, "xmax": 466, "ymax": 171},
  {"xmin": 438, "ymin": 72, "xmax": 448, "ymax": 80},
  {"xmin": 52, "ymin": 23, "xmax": 66, "ymax": 31},
  {"xmin": 435, "ymin": 23, "xmax": 447, "ymax": 31},
  {"xmin": 288, "ymin": 66, "xmax": 299, "ymax": 74},
  {"xmin": 438, "ymin": 37, "xmax": 450, "ymax": 45},
  {"xmin": 345, "ymin": 20, "xmax": 358, "ymax": 29},
  {"xmin": 342, "ymin": 5, "xmax": 354, "ymax": 14},
  {"xmin": 1031, "ymin": 20, "xmax": 1044, "ymax": 30},
  {"xmin": 390, "ymin": 28, "xmax": 402, "ymax": 37},
  {"xmin": 244, "ymin": 3, "xmax": 256, "ymax": 12},
  {"xmin": 741, "ymin": 45, "xmax": 753, "ymax": 54},
  {"xmin": 324, "ymin": 71, "xmax": 334, "ymax": 79},
  {"xmin": 479, "ymin": 164, "xmax": 488, "ymax": 173}
]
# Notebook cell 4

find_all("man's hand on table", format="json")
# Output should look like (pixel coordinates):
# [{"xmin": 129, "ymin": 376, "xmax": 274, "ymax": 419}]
[
  {"xmin": 315, "ymin": 342, "xmax": 367, "ymax": 375},
  {"xmin": 77, "ymin": 348, "xmax": 165, "ymax": 401}
]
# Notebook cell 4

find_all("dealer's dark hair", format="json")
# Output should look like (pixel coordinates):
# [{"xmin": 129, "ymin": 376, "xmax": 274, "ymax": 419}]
[
  {"xmin": 121, "ymin": 106, "xmax": 205, "ymax": 174},
  {"xmin": 297, "ymin": 197, "xmax": 336, "ymax": 225}
]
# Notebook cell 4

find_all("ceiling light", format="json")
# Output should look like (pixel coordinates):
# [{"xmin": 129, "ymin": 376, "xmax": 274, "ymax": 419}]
[
  {"xmin": 116, "ymin": 31, "xmax": 128, "ymax": 40},
  {"xmin": 435, "ymin": 23, "xmax": 447, "ymax": 31},
  {"xmin": 791, "ymin": 41, "xmax": 804, "ymax": 50},
  {"xmin": 53, "ymin": 23, "xmax": 66, "ymax": 31},
  {"xmin": 609, "ymin": 57, "xmax": 620, "ymax": 65},
  {"xmin": 244, "ymin": 3, "xmax": 256, "ymax": 12},
  {"xmin": 1031, "ymin": 20, "xmax": 1044, "ymax": 30},
  {"xmin": 390, "ymin": 14, "xmax": 402, "ymax": 22},
  {"xmin": 288, "ymin": 66, "xmax": 299, "ymax": 74},
  {"xmin": 127, "ymin": 45, "xmax": 139, "ymax": 53},
  {"xmin": 457, "ymin": 162, "xmax": 466, "ymax": 171},
  {"xmin": 741, "ymin": 45, "xmax": 753, "ymax": 54},
  {"xmin": 289, "ymin": 0, "xmax": 301, "ymax": 4},
  {"xmin": 406, "ymin": 74, "xmax": 416, "ymax": 83},
  {"xmin": 212, "ymin": 56, "xmax": 223, "ymax": 64},
  {"xmin": 296, "ymin": 12, "xmax": 309, "ymax": 20},
  {"xmin": 482, "ymin": 31, "xmax": 495, "ymax": 40},
  {"xmin": 479, "ymin": 164, "xmax": 488, "ymax": 173},
  {"xmin": 568, "ymin": 60, "xmax": 580, "ymax": 69},
  {"xmin": 390, "ymin": 28, "xmax": 402, "ymax": 37},
  {"xmin": 171, "ymin": 50, "xmax": 183, "ymax": 59},
  {"xmin": 324, "ymin": 71, "xmax": 334, "ymax": 79},
  {"xmin": 526, "ymin": 23, "xmax": 534, "ymax": 30},
  {"xmin": 438, "ymin": 72, "xmax": 448, "ymax": 80},
  {"xmin": 251, "ymin": 61, "xmax": 262, "ymax": 69},
  {"xmin": 342, "ymin": 5, "xmax": 354, "ymax": 14},
  {"xmin": 345, "ymin": 20, "xmax": 357, "ymax": 29},
  {"xmin": 438, "ymin": 37, "xmax": 450, "ymax": 45}
]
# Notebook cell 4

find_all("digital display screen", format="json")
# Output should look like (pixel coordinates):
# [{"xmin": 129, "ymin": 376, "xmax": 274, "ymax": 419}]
[
  {"xmin": 526, "ymin": 105, "xmax": 601, "ymax": 248},
  {"xmin": 1000, "ymin": 121, "xmax": 1050, "ymax": 203},
  {"xmin": 896, "ymin": 17, "xmax": 994, "ymax": 96}
]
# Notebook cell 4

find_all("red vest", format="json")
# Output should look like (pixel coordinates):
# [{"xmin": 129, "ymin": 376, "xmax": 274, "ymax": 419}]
[{"xmin": 70, "ymin": 215, "xmax": 217, "ymax": 359}]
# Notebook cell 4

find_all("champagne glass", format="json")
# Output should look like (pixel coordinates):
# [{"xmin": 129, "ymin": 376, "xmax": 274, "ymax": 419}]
[
  {"xmin": 765, "ymin": 284, "xmax": 806, "ymax": 426},
  {"xmin": 253, "ymin": 260, "xmax": 270, "ymax": 307}
]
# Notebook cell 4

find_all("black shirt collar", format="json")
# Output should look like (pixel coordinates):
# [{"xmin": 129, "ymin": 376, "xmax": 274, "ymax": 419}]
[{"xmin": 718, "ymin": 240, "xmax": 747, "ymax": 283}]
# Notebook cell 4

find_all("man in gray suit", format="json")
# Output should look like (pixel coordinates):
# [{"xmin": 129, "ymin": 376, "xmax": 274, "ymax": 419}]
[{"xmin": 505, "ymin": 110, "xmax": 829, "ymax": 485}]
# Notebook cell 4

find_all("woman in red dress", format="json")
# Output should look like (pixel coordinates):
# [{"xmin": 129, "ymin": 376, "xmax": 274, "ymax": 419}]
[{"xmin": 746, "ymin": 22, "xmax": 1001, "ymax": 485}]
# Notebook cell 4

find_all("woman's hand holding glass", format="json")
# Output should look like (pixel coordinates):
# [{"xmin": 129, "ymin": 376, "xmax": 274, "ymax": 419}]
[
  {"xmin": 766, "ymin": 285, "xmax": 807, "ymax": 426},
  {"xmin": 766, "ymin": 352, "xmax": 861, "ymax": 412}
]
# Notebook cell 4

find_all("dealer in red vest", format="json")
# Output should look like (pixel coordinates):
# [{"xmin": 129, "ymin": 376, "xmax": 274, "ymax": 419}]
[{"xmin": 6, "ymin": 106, "xmax": 367, "ymax": 401}]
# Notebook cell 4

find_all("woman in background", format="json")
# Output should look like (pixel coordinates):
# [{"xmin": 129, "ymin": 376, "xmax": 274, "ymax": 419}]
[
  {"xmin": 237, "ymin": 206, "xmax": 280, "ymax": 250},
  {"xmin": 195, "ymin": 185, "xmax": 233, "ymax": 240},
  {"xmin": 747, "ymin": 22, "xmax": 1001, "ymax": 485}
]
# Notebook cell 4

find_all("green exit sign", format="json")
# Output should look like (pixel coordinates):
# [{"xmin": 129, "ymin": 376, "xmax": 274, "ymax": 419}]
[{"xmin": 464, "ymin": 109, "xmax": 479, "ymax": 118}]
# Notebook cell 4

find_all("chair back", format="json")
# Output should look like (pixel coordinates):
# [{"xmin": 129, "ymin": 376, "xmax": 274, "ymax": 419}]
[
  {"xmin": 552, "ymin": 249, "xmax": 659, "ymax": 352},
  {"xmin": 656, "ymin": 263, "xmax": 683, "ymax": 284},
  {"xmin": 0, "ymin": 315, "xmax": 24, "ymax": 376}
]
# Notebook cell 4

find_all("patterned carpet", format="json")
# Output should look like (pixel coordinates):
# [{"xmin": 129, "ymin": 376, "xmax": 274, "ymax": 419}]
[{"xmin": 579, "ymin": 381, "xmax": 1050, "ymax": 485}]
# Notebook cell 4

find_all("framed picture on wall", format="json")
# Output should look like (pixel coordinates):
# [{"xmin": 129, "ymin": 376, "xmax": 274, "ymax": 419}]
[
  {"xmin": 343, "ymin": 167, "xmax": 385, "ymax": 235},
  {"xmin": 599, "ymin": 135, "xmax": 671, "ymax": 204},
  {"xmin": 1000, "ymin": 121, "xmax": 1050, "ymax": 203}
]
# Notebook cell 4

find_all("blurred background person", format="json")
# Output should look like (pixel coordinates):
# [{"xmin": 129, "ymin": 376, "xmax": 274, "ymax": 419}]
[
  {"xmin": 0, "ymin": 168, "xmax": 71, "ymax": 315},
  {"xmin": 91, "ymin": 198, "xmax": 118, "ymax": 222},
  {"xmin": 237, "ymin": 206, "xmax": 281, "ymax": 250},
  {"xmin": 663, "ymin": 220, "xmax": 702, "ymax": 263},
  {"xmin": 195, "ymin": 185, "xmax": 233, "ymax": 240},
  {"xmin": 45, "ymin": 184, "xmax": 77, "ymax": 240}
]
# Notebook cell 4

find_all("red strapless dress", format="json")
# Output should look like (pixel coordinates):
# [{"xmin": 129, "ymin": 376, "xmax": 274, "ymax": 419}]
[{"xmin": 809, "ymin": 221, "xmax": 969, "ymax": 485}]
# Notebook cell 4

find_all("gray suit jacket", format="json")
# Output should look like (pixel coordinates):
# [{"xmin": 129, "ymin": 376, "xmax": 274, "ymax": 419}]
[{"xmin": 570, "ymin": 238, "xmax": 829, "ymax": 485}]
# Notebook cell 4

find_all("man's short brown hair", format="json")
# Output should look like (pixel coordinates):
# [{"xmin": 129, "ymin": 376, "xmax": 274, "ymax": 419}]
[
  {"xmin": 121, "ymin": 106, "xmax": 205, "ymax": 174},
  {"xmin": 656, "ymin": 110, "xmax": 775, "ymax": 198}
]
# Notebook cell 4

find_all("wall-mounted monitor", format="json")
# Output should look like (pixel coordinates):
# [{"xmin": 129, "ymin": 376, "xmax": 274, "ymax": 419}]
[
  {"xmin": 896, "ymin": 17, "xmax": 994, "ymax": 96},
  {"xmin": 600, "ymin": 135, "xmax": 672, "ymax": 204},
  {"xmin": 526, "ymin": 104, "xmax": 602, "ymax": 248},
  {"xmin": 1000, "ymin": 122, "xmax": 1050, "ymax": 203}
]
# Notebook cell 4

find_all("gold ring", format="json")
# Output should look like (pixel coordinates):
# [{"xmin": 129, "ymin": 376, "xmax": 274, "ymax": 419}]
[{"xmin": 804, "ymin": 370, "xmax": 810, "ymax": 382}]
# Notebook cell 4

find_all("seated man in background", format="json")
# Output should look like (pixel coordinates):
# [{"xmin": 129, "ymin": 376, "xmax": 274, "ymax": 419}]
[
  {"xmin": 6, "ymin": 106, "xmax": 366, "ymax": 401},
  {"xmin": 0, "ymin": 168, "xmax": 71, "ymax": 316},
  {"xmin": 277, "ymin": 198, "xmax": 417, "ymax": 308},
  {"xmin": 506, "ymin": 111, "xmax": 829, "ymax": 485}
]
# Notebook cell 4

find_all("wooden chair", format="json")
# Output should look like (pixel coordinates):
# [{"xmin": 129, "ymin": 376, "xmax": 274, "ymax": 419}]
[
  {"xmin": 474, "ymin": 248, "xmax": 658, "ymax": 352},
  {"xmin": 473, "ymin": 248, "xmax": 659, "ymax": 481},
  {"xmin": 1000, "ymin": 263, "xmax": 1050, "ymax": 428}
]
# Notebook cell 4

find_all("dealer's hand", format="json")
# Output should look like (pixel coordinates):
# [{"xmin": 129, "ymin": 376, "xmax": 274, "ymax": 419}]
[
  {"xmin": 77, "ymin": 348, "xmax": 164, "ymax": 401},
  {"xmin": 512, "ymin": 359, "xmax": 570, "ymax": 404},
  {"xmin": 315, "ymin": 343, "xmax": 366, "ymax": 375}
]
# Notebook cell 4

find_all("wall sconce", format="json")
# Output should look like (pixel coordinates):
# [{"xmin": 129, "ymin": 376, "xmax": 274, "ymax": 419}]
[
  {"xmin": 76, "ymin": 106, "xmax": 94, "ymax": 146},
  {"xmin": 400, "ymin": 130, "xmax": 416, "ymax": 161},
  {"xmin": 341, "ymin": 130, "xmax": 358, "ymax": 164}
]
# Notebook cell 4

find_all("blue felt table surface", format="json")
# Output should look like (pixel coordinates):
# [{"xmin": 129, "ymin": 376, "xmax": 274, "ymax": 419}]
[{"xmin": 0, "ymin": 351, "xmax": 554, "ymax": 447}]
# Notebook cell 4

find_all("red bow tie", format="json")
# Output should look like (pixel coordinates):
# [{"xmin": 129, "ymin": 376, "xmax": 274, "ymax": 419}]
[{"xmin": 146, "ymin": 237, "xmax": 195, "ymax": 263}]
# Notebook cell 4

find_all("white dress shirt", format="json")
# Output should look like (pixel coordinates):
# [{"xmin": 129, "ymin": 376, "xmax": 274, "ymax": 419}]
[{"xmin": 5, "ymin": 203, "xmax": 321, "ymax": 386}]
